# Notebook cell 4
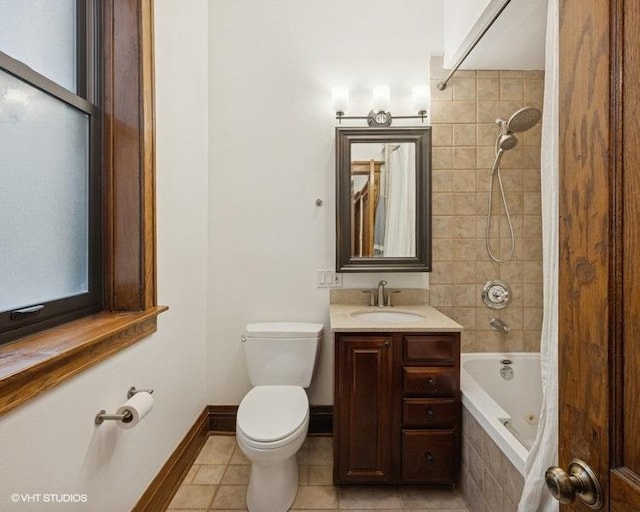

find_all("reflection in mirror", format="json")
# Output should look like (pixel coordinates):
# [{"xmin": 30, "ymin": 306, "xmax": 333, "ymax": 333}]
[
  {"xmin": 336, "ymin": 127, "xmax": 431, "ymax": 272},
  {"xmin": 350, "ymin": 143, "xmax": 416, "ymax": 258}
]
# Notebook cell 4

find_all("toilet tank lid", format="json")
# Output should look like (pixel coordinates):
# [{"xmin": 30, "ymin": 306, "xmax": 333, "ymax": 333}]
[{"xmin": 245, "ymin": 322, "xmax": 324, "ymax": 338}]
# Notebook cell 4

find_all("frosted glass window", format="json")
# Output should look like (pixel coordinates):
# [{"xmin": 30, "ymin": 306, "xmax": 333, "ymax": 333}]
[
  {"xmin": 0, "ymin": 0, "xmax": 77, "ymax": 91},
  {"xmin": 0, "ymin": 70, "xmax": 89, "ymax": 312}
]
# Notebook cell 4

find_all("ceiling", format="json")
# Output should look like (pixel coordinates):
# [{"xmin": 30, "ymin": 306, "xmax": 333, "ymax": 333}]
[{"xmin": 444, "ymin": 0, "xmax": 548, "ymax": 71}]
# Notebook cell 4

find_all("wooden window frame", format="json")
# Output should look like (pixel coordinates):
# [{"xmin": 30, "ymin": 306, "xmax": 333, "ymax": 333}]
[{"xmin": 0, "ymin": 0, "xmax": 166, "ymax": 416}]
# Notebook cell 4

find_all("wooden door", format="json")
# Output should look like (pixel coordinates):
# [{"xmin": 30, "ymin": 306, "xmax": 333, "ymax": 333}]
[
  {"xmin": 334, "ymin": 334, "xmax": 393, "ymax": 483},
  {"xmin": 558, "ymin": 1, "xmax": 640, "ymax": 509}
]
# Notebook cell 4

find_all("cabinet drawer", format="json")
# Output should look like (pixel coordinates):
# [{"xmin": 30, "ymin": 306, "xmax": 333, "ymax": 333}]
[
  {"xmin": 402, "ymin": 429, "xmax": 458, "ymax": 483},
  {"xmin": 403, "ymin": 398, "xmax": 459, "ymax": 427},
  {"xmin": 403, "ymin": 334, "xmax": 457, "ymax": 364},
  {"xmin": 403, "ymin": 367, "xmax": 457, "ymax": 396}
]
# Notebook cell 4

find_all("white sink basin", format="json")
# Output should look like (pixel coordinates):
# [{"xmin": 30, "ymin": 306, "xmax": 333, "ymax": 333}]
[{"xmin": 350, "ymin": 310, "xmax": 426, "ymax": 323}]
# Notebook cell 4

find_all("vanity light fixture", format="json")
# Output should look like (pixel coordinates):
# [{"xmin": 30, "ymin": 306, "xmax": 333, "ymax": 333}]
[{"xmin": 332, "ymin": 85, "xmax": 429, "ymax": 127}]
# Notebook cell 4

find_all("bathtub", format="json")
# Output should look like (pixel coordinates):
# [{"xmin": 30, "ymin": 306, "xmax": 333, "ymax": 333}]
[{"xmin": 460, "ymin": 352, "xmax": 542, "ymax": 475}]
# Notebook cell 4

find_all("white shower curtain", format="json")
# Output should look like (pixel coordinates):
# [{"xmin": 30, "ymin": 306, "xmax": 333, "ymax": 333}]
[
  {"xmin": 518, "ymin": 0, "xmax": 559, "ymax": 510},
  {"xmin": 383, "ymin": 144, "xmax": 416, "ymax": 256}
]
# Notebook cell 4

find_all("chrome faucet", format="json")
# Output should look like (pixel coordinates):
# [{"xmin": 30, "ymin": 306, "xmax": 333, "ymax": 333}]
[
  {"xmin": 490, "ymin": 317, "xmax": 510, "ymax": 334},
  {"xmin": 377, "ymin": 280, "xmax": 387, "ymax": 308}
]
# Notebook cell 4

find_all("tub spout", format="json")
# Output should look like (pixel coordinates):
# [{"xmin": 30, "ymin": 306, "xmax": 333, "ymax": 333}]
[{"xmin": 490, "ymin": 317, "xmax": 510, "ymax": 334}]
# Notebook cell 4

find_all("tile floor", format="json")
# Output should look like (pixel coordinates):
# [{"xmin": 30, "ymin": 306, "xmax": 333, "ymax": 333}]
[{"xmin": 167, "ymin": 435, "xmax": 470, "ymax": 511}]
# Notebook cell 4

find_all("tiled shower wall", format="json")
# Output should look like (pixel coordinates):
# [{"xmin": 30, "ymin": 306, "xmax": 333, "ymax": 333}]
[{"xmin": 428, "ymin": 56, "xmax": 544, "ymax": 353}]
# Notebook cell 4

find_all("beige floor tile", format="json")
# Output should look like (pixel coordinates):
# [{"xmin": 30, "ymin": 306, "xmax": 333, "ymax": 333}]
[
  {"xmin": 168, "ymin": 509, "xmax": 210, "ymax": 512},
  {"xmin": 308, "ymin": 465, "xmax": 332, "ymax": 485},
  {"xmin": 193, "ymin": 465, "xmax": 226, "ymax": 485},
  {"xmin": 298, "ymin": 437, "xmax": 333, "ymax": 465},
  {"xmin": 291, "ymin": 485, "xmax": 338, "ymax": 509},
  {"xmin": 229, "ymin": 443, "xmax": 251, "ymax": 465},
  {"xmin": 221, "ymin": 465, "xmax": 251, "ymax": 485},
  {"xmin": 210, "ymin": 485, "xmax": 247, "ymax": 509},
  {"xmin": 196, "ymin": 436, "xmax": 237, "ymax": 465},
  {"xmin": 182, "ymin": 465, "xmax": 199, "ymax": 484},
  {"xmin": 174, "ymin": 435, "xmax": 470, "ymax": 512},
  {"xmin": 298, "ymin": 465, "xmax": 310, "ymax": 485},
  {"xmin": 399, "ymin": 486, "xmax": 468, "ymax": 509},
  {"xmin": 338, "ymin": 486, "xmax": 402, "ymax": 509},
  {"xmin": 167, "ymin": 484, "xmax": 216, "ymax": 510}
]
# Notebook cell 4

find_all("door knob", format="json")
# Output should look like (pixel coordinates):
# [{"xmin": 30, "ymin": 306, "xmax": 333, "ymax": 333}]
[{"xmin": 545, "ymin": 459, "xmax": 603, "ymax": 509}]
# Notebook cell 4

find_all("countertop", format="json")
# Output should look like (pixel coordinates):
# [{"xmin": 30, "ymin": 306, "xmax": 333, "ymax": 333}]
[{"xmin": 329, "ymin": 303, "xmax": 463, "ymax": 333}]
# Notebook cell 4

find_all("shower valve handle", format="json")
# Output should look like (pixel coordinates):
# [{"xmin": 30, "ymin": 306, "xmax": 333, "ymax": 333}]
[{"xmin": 489, "ymin": 287, "xmax": 509, "ymax": 302}]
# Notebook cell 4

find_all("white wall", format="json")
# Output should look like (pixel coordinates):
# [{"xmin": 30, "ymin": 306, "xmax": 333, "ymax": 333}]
[
  {"xmin": 0, "ymin": 1, "xmax": 209, "ymax": 510},
  {"xmin": 207, "ymin": 0, "xmax": 442, "ymax": 406}
]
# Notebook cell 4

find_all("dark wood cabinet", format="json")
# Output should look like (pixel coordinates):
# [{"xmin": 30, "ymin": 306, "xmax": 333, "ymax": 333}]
[
  {"xmin": 334, "ymin": 335, "xmax": 394, "ymax": 483},
  {"xmin": 333, "ymin": 331, "xmax": 460, "ymax": 485}
]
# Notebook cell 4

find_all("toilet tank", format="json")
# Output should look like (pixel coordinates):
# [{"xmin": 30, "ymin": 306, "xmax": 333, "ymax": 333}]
[{"xmin": 244, "ymin": 322, "xmax": 323, "ymax": 387}]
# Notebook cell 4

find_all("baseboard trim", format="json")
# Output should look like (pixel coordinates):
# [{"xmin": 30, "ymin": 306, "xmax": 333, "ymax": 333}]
[
  {"xmin": 208, "ymin": 405, "xmax": 238, "ymax": 433},
  {"xmin": 132, "ymin": 406, "xmax": 210, "ymax": 512},
  {"xmin": 209, "ymin": 404, "xmax": 333, "ymax": 435},
  {"xmin": 308, "ymin": 405, "xmax": 333, "ymax": 435}
]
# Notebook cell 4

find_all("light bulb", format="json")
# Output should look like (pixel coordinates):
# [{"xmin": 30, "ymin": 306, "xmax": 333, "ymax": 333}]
[
  {"xmin": 331, "ymin": 86, "xmax": 349, "ymax": 114},
  {"xmin": 372, "ymin": 85, "xmax": 390, "ymax": 113},
  {"xmin": 412, "ymin": 85, "xmax": 429, "ymax": 114}
]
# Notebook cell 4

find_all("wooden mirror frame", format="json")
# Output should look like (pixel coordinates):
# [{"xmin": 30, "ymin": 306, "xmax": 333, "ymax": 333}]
[{"xmin": 336, "ymin": 127, "xmax": 432, "ymax": 272}]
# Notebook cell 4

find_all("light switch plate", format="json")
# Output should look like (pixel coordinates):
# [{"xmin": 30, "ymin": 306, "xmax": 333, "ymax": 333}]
[{"xmin": 317, "ymin": 270, "xmax": 342, "ymax": 288}]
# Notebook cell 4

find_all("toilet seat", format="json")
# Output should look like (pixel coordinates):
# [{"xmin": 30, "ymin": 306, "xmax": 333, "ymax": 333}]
[{"xmin": 237, "ymin": 385, "xmax": 309, "ymax": 449}]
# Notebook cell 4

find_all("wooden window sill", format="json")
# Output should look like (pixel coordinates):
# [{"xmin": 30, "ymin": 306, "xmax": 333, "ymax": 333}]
[{"xmin": 0, "ymin": 306, "xmax": 168, "ymax": 415}]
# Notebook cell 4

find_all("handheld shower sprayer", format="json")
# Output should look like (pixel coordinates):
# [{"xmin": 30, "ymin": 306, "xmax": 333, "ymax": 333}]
[{"xmin": 486, "ymin": 106, "xmax": 542, "ymax": 263}]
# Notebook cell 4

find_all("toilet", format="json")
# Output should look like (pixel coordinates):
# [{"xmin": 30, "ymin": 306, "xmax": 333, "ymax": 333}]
[{"xmin": 236, "ymin": 322, "xmax": 323, "ymax": 512}]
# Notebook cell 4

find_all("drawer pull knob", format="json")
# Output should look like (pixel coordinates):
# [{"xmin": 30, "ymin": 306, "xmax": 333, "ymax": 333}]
[
  {"xmin": 426, "ymin": 408, "xmax": 435, "ymax": 417},
  {"xmin": 384, "ymin": 340, "xmax": 391, "ymax": 348},
  {"xmin": 424, "ymin": 451, "xmax": 434, "ymax": 464},
  {"xmin": 426, "ymin": 377, "xmax": 436, "ymax": 386}
]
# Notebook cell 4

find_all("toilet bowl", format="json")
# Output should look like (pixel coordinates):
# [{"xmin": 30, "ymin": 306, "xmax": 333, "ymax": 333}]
[
  {"xmin": 236, "ymin": 322, "xmax": 323, "ymax": 512},
  {"xmin": 236, "ymin": 386, "xmax": 310, "ymax": 512}
]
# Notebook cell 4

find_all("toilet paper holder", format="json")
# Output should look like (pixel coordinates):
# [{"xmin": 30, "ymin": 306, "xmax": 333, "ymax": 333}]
[{"xmin": 94, "ymin": 387, "xmax": 154, "ymax": 425}]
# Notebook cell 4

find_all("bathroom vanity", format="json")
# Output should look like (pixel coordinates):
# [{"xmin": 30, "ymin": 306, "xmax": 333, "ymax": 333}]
[{"xmin": 330, "ymin": 299, "xmax": 462, "ymax": 485}]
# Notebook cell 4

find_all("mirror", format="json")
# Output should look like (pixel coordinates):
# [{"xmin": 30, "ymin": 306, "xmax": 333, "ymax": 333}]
[{"xmin": 336, "ymin": 127, "xmax": 432, "ymax": 272}]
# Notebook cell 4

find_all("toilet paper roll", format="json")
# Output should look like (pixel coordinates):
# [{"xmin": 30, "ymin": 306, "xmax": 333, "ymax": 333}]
[{"xmin": 116, "ymin": 392, "xmax": 154, "ymax": 429}]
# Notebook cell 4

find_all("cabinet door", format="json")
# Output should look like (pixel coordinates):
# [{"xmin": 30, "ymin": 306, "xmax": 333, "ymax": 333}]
[{"xmin": 335, "ymin": 335, "xmax": 393, "ymax": 483}]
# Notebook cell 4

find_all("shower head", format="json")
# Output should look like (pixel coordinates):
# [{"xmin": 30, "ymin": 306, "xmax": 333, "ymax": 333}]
[
  {"xmin": 506, "ymin": 106, "xmax": 542, "ymax": 133},
  {"xmin": 497, "ymin": 133, "xmax": 518, "ymax": 151}
]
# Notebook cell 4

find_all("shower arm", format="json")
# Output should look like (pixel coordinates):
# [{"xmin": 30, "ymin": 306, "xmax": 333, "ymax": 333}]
[{"xmin": 437, "ymin": 0, "xmax": 512, "ymax": 91}]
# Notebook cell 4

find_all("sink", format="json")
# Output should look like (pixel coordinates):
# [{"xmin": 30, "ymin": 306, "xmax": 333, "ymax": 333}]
[{"xmin": 350, "ymin": 310, "xmax": 426, "ymax": 323}]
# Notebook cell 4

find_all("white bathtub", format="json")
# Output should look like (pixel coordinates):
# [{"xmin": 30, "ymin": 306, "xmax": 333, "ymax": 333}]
[{"xmin": 460, "ymin": 352, "xmax": 542, "ymax": 475}]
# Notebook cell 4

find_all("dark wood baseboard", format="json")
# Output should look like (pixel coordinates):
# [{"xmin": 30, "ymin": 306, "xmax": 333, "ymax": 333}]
[
  {"xmin": 308, "ymin": 405, "xmax": 333, "ymax": 435},
  {"xmin": 132, "ymin": 407, "xmax": 210, "ymax": 512},
  {"xmin": 209, "ymin": 404, "xmax": 238, "ymax": 433},
  {"xmin": 209, "ymin": 404, "xmax": 333, "ymax": 435}
]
